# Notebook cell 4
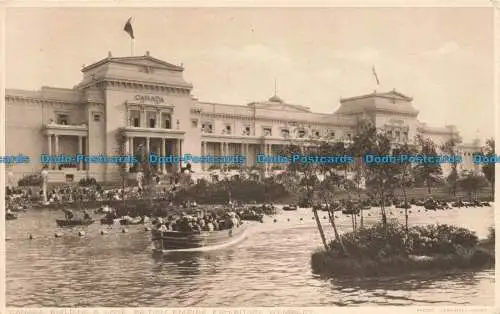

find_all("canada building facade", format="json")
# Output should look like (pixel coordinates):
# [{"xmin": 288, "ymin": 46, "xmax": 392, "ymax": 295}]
[{"xmin": 5, "ymin": 52, "xmax": 483, "ymax": 184}]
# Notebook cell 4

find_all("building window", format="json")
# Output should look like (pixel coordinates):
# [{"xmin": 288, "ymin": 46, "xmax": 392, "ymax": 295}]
[
  {"xmin": 202, "ymin": 123, "xmax": 213, "ymax": 133},
  {"xmin": 129, "ymin": 110, "xmax": 140, "ymax": 127},
  {"xmin": 395, "ymin": 131, "xmax": 400, "ymax": 140},
  {"xmin": 298, "ymin": 130, "xmax": 306, "ymax": 138},
  {"xmin": 57, "ymin": 114, "xmax": 69, "ymax": 125},
  {"xmin": 133, "ymin": 118, "xmax": 140, "ymax": 127},
  {"xmin": 93, "ymin": 114, "xmax": 101, "ymax": 122},
  {"xmin": 314, "ymin": 130, "xmax": 320, "ymax": 138},
  {"xmin": 160, "ymin": 113, "xmax": 172, "ymax": 129},
  {"xmin": 243, "ymin": 126, "xmax": 251, "ymax": 136},
  {"xmin": 223, "ymin": 125, "xmax": 232, "ymax": 135},
  {"xmin": 65, "ymin": 174, "xmax": 74, "ymax": 183},
  {"xmin": 191, "ymin": 119, "xmax": 198, "ymax": 128},
  {"xmin": 328, "ymin": 130, "xmax": 335, "ymax": 138},
  {"xmin": 281, "ymin": 129, "xmax": 290, "ymax": 137},
  {"xmin": 263, "ymin": 127, "xmax": 272, "ymax": 136},
  {"xmin": 149, "ymin": 118, "xmax": 156, "ymax": 128}
]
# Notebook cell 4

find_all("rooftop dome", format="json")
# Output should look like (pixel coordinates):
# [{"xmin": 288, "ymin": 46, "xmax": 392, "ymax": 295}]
[{"xmin": 268, "ymin": 95, "xmax": 283, "ymax": 103}]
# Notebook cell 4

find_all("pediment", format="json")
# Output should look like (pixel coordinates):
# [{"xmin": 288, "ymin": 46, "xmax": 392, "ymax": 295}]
[
  {"xmin": 380, "ymin": 90, "xmax": 413, "ymax": 101},
  {"xmin": 82, "ymin": 55, "xmax": 183, "ymax": 73},
  {"xmin": 248, "ymin": 102, "xmax": 311, "ymax": 113},
  {"xmin": 113, "ymin": 56, "xmax": 183, "ymax": 71}
]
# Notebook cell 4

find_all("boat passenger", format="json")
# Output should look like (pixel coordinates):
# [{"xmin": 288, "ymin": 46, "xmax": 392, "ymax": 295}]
[
  {"xmin": 158, "ymin": 223, "xmax": 168, "ymax": 233},
  {"xmin": 64, "ymin": 209, "xmax": 74, "ymax": 221},
  {"xmin": 83, "ymin": 210, "xmax": 91, "ymax": 220},
  {"xmin": 206, "ymin": 222, "xmax": 214, "ymax": 231}
]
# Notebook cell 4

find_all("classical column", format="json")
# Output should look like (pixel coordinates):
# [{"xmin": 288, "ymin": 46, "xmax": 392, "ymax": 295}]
[
  {"xmin": 201, "ymin": 141, "xmax": 206, "ymax": 171},
  {"xmin": 47, "ymin": 135, "xmax": 53, "ymax": 170},
  {"xmin": 161, "ymin": 138, "xmax": 166, "ymax": 174},
  {"xmin": 146, "ymin": 137, "xmax": 150, "ymax": 153},
  {"xmin": 124, "ymin": 136, "xmax": 130, "ymax": 172},
  {"xmin": 48, "ymin": 134, "xmax": 52, "ymax": 155},
  {"xmin": 267, "ymin": 144, "xmax": 270, "ymax": 172},
  {"xmin": 124, "ymin": 136, "xmax": 130, "ymax": 155},
  {"xmin": 54, "ymin": 135, "xmax": 59, "ymax": 155},
  {"xmin": 141, "ymin": 108, "xmax": 146, "ymax": 127},
  {"xmin": 178, "ymin": 139, "xmax": 183, "ymax": 171},
  {"xmin": 220, "ymin": 142, "xmax": 224, "ymax": 155},
  {"xmin": 243, "ymin": 144, "xmax": 250, "ymax": 167},
  {"xmin": 54, "ymin": 135, "xmax": 59, "ymax": 170},
  {"xmin": 83, "ymin": 137, "xmax": 88, "ymax": 171},
  {"xmin": 78, "ymin": 136, "xmax": 83, "ymax": 171},
  {"xmin": 156, "ymin": 110, "xmax": 161, "ymax": 128}
]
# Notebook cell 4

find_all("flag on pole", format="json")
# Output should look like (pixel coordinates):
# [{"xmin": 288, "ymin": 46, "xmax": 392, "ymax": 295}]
[
  {"xmin": 372, "ymin": 66, "xmax": 380, "ymax": 86},
  {"xmin": 124, "ymin": 17, "xmax": 134, "ymax": 39}
]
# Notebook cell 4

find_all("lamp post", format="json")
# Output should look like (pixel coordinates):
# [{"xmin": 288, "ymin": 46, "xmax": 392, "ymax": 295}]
[
  {"xmin": 41, "ymin": 168, "xmax": 49, "ymax": 203},
  {"xmin": 7, "ymin": 170, "xmax": 14, "ymax": 188}
]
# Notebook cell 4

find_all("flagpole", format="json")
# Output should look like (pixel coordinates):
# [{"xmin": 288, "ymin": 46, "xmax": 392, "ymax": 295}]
[{"xmin": 131, "ymin": 38, "xmax": 135, "ymax": 56}]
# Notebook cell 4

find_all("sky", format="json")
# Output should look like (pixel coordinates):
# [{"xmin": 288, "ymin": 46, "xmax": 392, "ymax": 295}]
[{"xmin": 5, "ymin": 7, "xmax": 495, "ymax": 142}]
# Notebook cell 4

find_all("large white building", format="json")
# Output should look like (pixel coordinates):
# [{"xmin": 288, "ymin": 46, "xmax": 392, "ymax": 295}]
[{"xmin": 5, "ymin": 52, "xmax": 483, "ymax": 183}]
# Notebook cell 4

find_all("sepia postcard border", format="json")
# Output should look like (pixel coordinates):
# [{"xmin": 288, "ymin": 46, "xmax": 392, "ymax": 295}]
[{"xmin": 0, "ymin": 0, "xmax": 499, "ymax": 313}]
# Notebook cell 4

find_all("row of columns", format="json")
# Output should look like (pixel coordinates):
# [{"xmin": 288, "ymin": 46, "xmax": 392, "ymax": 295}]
[
  {"xmin": 47, "ymin": 134, "xmax": 86, "ymax": 170},
  {"xmin": 201, "ymin": 142, "xmax": 289, "ymax": 172},
  {"xmin": 200, "ymin": 142, "xmax": 254, "ymax": 171},
  {"xmin": 124, "ymin": 136, "xmax": 183, "ymax": 174},
  {"xmin": 128, "ymin": 109, "xmax": 168, "ymax": 129}
]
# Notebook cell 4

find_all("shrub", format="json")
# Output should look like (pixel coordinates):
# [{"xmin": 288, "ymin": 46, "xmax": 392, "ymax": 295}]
[
  {"xmin": 18, "ymin": 174, "xmax": 43, "ymax": 187},
  {"xmin": 326, "ymin": 222, "xmax": 479, "ymax": 259},
  {"xmin": 328, "ymin": 221, "xmax": 409, "ymax": 258},
  {"xmin": 174, "ymin": 179, "xmax": 288, "ymax": 204},
  {"xmin": 312, "ymin": 222, "xmax": 492, "ymax": 278},
  {"xmin": 407, "ymin": 224, "xmax": 478, "ymax": 256},
  {"xmin": 79, "ymin": 177, "xmax": 98, "ymax": 187}
]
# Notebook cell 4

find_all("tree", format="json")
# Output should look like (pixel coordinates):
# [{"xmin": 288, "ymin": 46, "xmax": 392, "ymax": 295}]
[
  {"xmin": 350, "ymin": 119, "xmax": 379, "ymax": 229},
  {"xmin": 281, "ymin": 139, "xmax": 341, "ymax": 250},
  {"xmin": 458, "ymin": 170, "xmax": 489, "ymax": 201},
  {"xmin": 364, "ymin": 132, "xmax": 400, "ymax": 233},
  {"xmin": 413, "ymin": 135, "xmax": 443, "ymax": 194},
  {"xmin": 393, "ymin": 143, "xmax": 416, "ymax": 234},
  {"xmin": 482, "ymin": 138, "xmax": 495, "ymax": 197},
  {"xmin": 317, "ymin": 172, "xmax": 348, "ymax": 255},
  {"xmin": 440, "ymin": 137, "xmax": 462, "ymax": 196}
]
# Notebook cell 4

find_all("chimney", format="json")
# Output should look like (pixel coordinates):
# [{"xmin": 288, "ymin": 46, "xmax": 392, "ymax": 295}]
[
  {"xmin": 146, "ymin": 51, "xmax": 150, "ymax": 56},
  {"xmin": 108, "ymin": 51, "xmax": 112, "ymax": 58}
]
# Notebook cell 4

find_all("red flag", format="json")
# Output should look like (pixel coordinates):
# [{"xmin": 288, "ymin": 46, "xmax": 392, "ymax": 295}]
[{"xmin": 124, "ymin": 17, "xmax": 134, "ymax": 39}]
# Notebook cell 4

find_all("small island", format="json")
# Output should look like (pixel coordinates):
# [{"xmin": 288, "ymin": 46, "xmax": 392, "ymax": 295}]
[{"xmin": 311, "ymin": 222, "xmax": 494, "ymax": 278}]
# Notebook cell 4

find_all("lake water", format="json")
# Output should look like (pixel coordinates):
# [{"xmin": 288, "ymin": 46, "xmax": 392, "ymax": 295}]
[{"xmin": 5, "ymin": 205, "xmax": 495, "ymax": 307}]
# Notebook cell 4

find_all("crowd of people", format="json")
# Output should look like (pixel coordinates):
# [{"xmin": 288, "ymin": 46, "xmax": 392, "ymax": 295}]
[{"xmin": 154, "ymin": 212, "xmax": 242, "ymax": 233}]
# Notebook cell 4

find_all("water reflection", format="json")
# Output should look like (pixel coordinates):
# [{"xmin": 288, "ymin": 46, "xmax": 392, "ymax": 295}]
[{"xmin": 6, "ymin": 206, "xmax": 495, "ymax": 307}]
